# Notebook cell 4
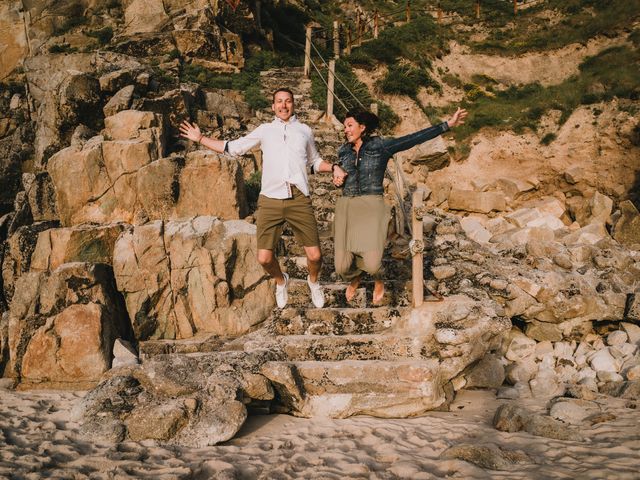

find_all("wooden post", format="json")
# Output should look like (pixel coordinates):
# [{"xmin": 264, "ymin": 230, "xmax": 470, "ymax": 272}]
[
  {"xmin": 437, "ymin": 2, "xmax": 442, "ymax": 23},
  {"xmin": 356, "ymin": 13, "xmax": 362, "ymax": 46},
  {"xmin": 346, "ymin": 26, "xmax": 352, "ymax": 55},
  {"xmin": 406, "ymin": 1, "xmax": 411, "ymax": 22},
  {"xmin": 373, "ymin": 10, "xmax": 379, "ymax": 39},
  {"xmin": 476, "ymin": 0, "xmax": 480, "ymax": 19},
  {"xmin": 333, "ymin": 20, "xmax": 340, "ymax": 58},
  {"xmin": 304, "ymin": 24, "xmax": 312, "ymax": 78},
  {"xmin": 514, "ymin": 0, "xmax": 518, "ymax": 15},
  {"xmin": 412, "ymin": 187, "xmax": 426, "ymax": 307},
  {"xmin": 326, "ymin": 59, "xmax": 336, "ymax": 121}
]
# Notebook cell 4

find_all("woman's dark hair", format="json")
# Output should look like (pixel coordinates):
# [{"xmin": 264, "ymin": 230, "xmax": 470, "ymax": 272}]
[{"xmin": 344, "ymin": 109, "xmax": 380, "ymax": 136}]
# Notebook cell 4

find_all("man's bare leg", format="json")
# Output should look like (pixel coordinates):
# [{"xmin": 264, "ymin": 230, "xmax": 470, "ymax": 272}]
[
  {"xmin": 257, "ymin": 249, "xmax": 285, "ymax": 284},
  {"xmin": 303, "ymin": 246, "xmax": 322, "ymax": 283}
]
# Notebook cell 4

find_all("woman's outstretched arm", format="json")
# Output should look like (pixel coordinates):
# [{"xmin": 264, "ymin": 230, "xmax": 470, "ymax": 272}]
[{"xmin": 383, "ymin": 108, "xmax": 468, "ymax": 156}]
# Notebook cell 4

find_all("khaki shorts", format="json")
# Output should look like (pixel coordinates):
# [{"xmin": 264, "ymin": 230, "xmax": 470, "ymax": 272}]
[{"xmin": 256, "ymin": 187, "xmax": 320, "ymax": 250}]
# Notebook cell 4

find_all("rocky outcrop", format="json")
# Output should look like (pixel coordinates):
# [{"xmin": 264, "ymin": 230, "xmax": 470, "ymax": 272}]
[
  {"xmin": 8, "ymin": 262, "xmax": 130, "ymax": 388},
  {"xmin": 113, "ymin": 217, "xmax": 273, "ymax": 340},
  {"xmin": 47, "ymin": 110, "xmax": 248, "ymax": 226},
  {"xmin": 73, "ymin": 349, "xmax": 281, "ymax": 446}
]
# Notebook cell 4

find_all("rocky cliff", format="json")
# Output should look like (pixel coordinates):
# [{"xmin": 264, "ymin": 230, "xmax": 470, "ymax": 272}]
[{"xmin": 0, "ymin": 0, "xmax": 638, "ymax": 446}]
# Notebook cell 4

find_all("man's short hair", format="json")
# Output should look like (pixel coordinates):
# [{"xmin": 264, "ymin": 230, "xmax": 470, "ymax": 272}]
[{"xmin": 272, "ymin": 87, "xmax": 294, "ymax": 103}]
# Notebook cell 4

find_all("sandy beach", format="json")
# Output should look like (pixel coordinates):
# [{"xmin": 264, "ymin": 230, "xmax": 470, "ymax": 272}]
[{"xmin": 1, "ymin": 381, "xmax": 638, "ymax": 480}]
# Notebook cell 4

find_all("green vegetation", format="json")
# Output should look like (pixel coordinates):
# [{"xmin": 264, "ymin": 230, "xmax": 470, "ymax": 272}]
[
  {"xmin": 85, "ymin": 26, "xmax": 114, "ymax": 46},
  {"xmin": 465, "ymin": 0, "xmax": 640, "ymax": 54},
  {"xmin": 180, "ymin": 51, "xmax": 294, "ymax": 110},
  {"xmin": 54, "ymin": 15, "xmax": 88, "ymax": 36},
  {"xmin": 309, "ymin": 58, "xmax": 399, "ymax": 133},
  {"xmin": 245, "ymin": 170, "xmax": 262, "ymax": 213},
  {"xmin": 378, "ymin": 64, "xmax": 440, "ymax": 97},
  {"xmin": 48, "ymin": 44, "xmax": 78, "ymax": 54},
  {"xmin": 426, "ymin": 45, "xmax": 639, "ymax": 143},
  {"xmin": 540, "ymin": 133, "xmax": 557, "ymax": 145}
]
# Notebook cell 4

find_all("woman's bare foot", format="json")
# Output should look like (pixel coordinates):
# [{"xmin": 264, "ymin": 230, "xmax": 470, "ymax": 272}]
[
  {"xmin": 373, "ymin": 280, "xmax": 385, "ymax": 305},
  {"xmin": 345, "ymin": 275, "xmax": 361, "ymax": 302}
]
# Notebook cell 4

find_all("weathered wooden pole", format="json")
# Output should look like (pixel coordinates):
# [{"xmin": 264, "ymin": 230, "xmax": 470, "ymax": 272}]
[
  {"xmin": 333, "ymin": 20, "xmax": 340, "ymax": 58},
  {"xmin": 346, "ymin": 26, "xmax": 352, "ymax": 55},
  {"xmin": 304, "ymin": 24, "xmax": 312, "ymax": 77},
  {"xmin": 412, "ymin": 186, "xmax": 426, "ymax": 307},
  {"xmin": 373, "ymin": 10, "xmax": 379, "ymax": 39},
  {"xmin": 356, "ymin": 13, "xmax": 362, "ymax": 46},
  {"xmin": 437, "ymin": 2, "xmax": 443, "ymax": 23},
  {"xmin": 476, "ymin": 0, "xmax": 480, "ymax": 19},
  {"xmin": 326, "ymin": 59, "xmax": 336, "ymax": 121},
  {"xmin": 406, "ymin": 1, "xmax": 411, "ymax": 22}
]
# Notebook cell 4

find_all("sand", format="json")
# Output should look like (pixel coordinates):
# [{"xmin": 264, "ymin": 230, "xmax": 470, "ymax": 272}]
[{"xmin": 1, "ymin": 381, "xmax": 638, "ymax": 480}]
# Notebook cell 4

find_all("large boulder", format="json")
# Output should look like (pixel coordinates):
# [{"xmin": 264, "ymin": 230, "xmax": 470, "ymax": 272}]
[
  {"xmin": 48, "ymin": 111, "xmax": 248, "ymax": 225},
  {"xmin": 113, "ymin": 217, "xmax": 273, "ymax": 340},
  {"xmin": 7, "ymin": 262, "xmax": 130, "ymax": 388},
  {"xmin": 74, "ymin": 349, "xmax": 280, "ymax": 446},
  {"xmin": 30, "ymin": 223, "xmax": 129, "ymax": 272},
  {"xmin": 613, "ymin": 200, "xmax": 640, "ymax": 247},
  {"xmin": 2, "ymin": 221, "xmax": 59, "ymax": 305},
  {"xmin": 0, "ymin": 1, "xmax": 28, "ymax": 79}
]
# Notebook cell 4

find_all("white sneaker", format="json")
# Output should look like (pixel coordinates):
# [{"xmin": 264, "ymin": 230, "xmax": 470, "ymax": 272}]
[
  {"xmin": 275, "ymin": 273, "xmax": 289, "ymax": 309},
  {"xmin": 307, "ymin": 276, "xmax": 325, "ymax": 308}
]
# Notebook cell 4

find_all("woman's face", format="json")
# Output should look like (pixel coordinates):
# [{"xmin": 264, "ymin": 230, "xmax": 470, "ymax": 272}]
[{"xmin": 343, "ymin": 117, "xmax": 367, "ymax": 144}]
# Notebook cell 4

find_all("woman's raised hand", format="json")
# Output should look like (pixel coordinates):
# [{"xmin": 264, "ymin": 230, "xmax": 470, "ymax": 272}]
[
  {"xmin": 179, "ymin": 120, "xmax": 202, "ymax": 142},
  {"xmin": 447, "ymin": 108, "xmax": 468, "ymax": 128}
]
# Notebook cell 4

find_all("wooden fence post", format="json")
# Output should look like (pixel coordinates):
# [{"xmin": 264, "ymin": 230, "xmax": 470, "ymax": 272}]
[
  {"xmin": 326, "ymin": 59, "xmax": 336, "ymax": 121},
  {"xmin": 437, "ymin": 2, "xmax": 442, "ymax": 23},
  {"xmin": 373, "ymin": 10, "xmax": 379, "ymax": 39},
  {"xmin": 476, "ymin": 0, "xmax": 480, "ymax": 19},
  {"xmin": 406, "ymin": 1, "xmax": 411, "ymax": 22},
  {"xmin": 346, "ymin": 26, "xmax": 352, "ymax": 55},
  {"xmin": 304, "ymin": 24, "xmax": 312, "ymax": 78},
  {"xmin": 412, "ymin": 186, "xmax": 426, "ymax": 307},
  {"xmin": 333, "ymin": 20, "xmax": 340, "ymax": 59}
]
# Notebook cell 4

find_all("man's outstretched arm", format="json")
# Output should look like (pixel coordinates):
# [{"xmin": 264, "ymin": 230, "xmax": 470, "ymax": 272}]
[{"xmin": 179, "ymin": 121, "xmax": 226, "ymax": 153}]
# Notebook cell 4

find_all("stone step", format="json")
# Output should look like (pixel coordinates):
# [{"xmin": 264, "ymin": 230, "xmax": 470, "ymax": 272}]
[
  {"xmin": 246, "ymin": 333, "xmax": 438, "ymax": 361},
  {"xmin": 268, "ymin": 306, "xmax": 406, "ymax": 335},
  {"xmin": 283, "ymin": 276, "xmax": 409, "ymax": 307},
  {"xmin": 281, "ymin": 255, "xmax": 413, "ymax": 294},
  {"xmin": 139, "ymin": 332, "xmax": 228, "ymax": 357},
  {"xmin": 261, "ymin": 359, "xmax": 447, "ymax": 417}
]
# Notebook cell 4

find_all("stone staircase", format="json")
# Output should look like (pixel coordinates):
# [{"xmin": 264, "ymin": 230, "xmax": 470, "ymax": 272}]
[{"xmin": 136, "ymin": 67, "xmax": 509, "ymax": 419}]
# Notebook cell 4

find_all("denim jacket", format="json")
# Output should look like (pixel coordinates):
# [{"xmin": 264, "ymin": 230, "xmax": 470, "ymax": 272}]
[{"xmin": 337, "ymin": 122, "xmax": 450, "ymax": 196}]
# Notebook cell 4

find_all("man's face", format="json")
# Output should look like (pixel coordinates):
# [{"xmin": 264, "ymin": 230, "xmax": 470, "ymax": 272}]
[{"xmin": 272, "ymin": 91, "xmax": 294, "ymax": 121}]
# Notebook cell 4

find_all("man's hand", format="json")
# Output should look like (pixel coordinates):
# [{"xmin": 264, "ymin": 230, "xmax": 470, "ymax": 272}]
[
  {"xmin": 333, "ymin": 165, "xmax": 347, "ymax": 187},
  {"xmin": 179, "ymin": 120, "xmax": 202, "ymax": 143},
  {"xmin": 447, "ymin": 108, "xmax": 468, "ymax": 128}
]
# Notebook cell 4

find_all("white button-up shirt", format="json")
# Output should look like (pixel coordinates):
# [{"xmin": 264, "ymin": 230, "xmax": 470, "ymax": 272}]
[{"xmin": 225, "ymin": 116, "xmax": 323, "ymax": 199}]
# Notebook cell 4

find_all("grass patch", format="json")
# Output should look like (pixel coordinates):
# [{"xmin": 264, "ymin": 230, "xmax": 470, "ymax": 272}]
[
  {"xmin": 427, "ymin": 44, "xmax": 639, "ymax": 148},
  {"xmin": 378, "ymin": 64, "xmax": 440, "ymax": 96},
  {"xmin": 48, "ymin": 44, "xmax": 78, "ymax": 54},
  {"xmin": 467, "ymin": 0, "xmax": 640, "ymax": 54},
  {"xmin": 180, "ymin": 51, "xmax": 295, "ymax": 110},
  {"xmin": 540, "ymin": 132, "xmax": 557, "ymax": 145},
  {"xmin": 309, "ymin": 58, "xmax": 399, "ymax": 133},
  {"xmin": 245, "ymin": 170, "xmax": 262, "ymax": 213},
  {"xmin": 85, "ymin": 26, "xmax": 114, "ymax": 46}
]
